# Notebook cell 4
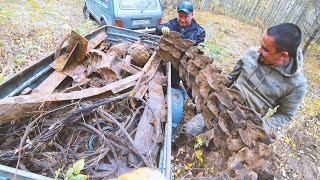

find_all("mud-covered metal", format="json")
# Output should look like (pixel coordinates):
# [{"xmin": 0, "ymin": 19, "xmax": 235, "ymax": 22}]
[{"xmin": 158, "ymin": 33, "xmax": 279, "ymax": 179}]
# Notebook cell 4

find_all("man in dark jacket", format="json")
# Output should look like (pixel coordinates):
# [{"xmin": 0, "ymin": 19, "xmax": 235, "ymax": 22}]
[
  {"xmin": 156, "ymin": 1, "xmax": 206, "ymax": 88},
  {"xmin": 156, "ymin": 1, "xmax": 205, "ymax": 46},
  {"xmin": 156, "ymin": 1, "xmax": 206, "ymax": 133}
]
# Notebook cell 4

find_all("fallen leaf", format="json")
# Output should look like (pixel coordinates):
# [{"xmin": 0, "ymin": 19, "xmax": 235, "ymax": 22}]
[
  {"xmin": 195, "ymin": 150, "xmax": 204, "ymax": 166},
  {"xmin": 283, "ymin": 136, "xmax": 291, "ymax": 144},
  {"xmin": 184, "ymin": 163, "xmax": 193, "ymax": 171}
]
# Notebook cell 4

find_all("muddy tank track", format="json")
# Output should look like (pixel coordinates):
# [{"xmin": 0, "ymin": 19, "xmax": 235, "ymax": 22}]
[{"xmin": 157, "ymin": 32, "xmax": 280, "ymax": 179}]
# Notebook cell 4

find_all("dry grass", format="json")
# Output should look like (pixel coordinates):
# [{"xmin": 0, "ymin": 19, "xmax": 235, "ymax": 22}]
[{"xmin": 0, "ymin": 0, "xmax": 98, "ymax": 81}]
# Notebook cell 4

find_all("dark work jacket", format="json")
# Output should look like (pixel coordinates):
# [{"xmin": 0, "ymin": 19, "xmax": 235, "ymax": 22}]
[{"xmin": 156, "ymin": 18, "xmax": 206, "ymax": 87}]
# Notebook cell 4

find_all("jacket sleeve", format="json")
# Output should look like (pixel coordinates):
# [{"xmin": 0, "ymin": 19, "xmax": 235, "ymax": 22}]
[
  {"xmin": 226, "ymin": 58, "xmax": 243, "ymax": 86},
  {"xmin": 195, "ymin": 27, "xmax": 205, "ymax": 45},
  {"xmin": 155, "ymin": 20, "xmax": 175, "ymax": 36},
  {"xmin": 227, "ymin": 48, "xmax": 258, "ymax": 86},
  {"xmin": 263, "ymin": 83, "xmax": 307, "ymax": 131},
  {"xmin": 155, "ymin": 23, "xmax": 165, "ymax": 35}
]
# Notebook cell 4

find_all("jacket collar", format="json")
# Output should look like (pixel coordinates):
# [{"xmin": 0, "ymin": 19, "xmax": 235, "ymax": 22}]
[
  {"xmin": 270, "ymin": 48, "xmax": 304, "ymax": 77},
  {"xmin": 174, "ymin": 18, "xmax": 198, "ymax": 32}
]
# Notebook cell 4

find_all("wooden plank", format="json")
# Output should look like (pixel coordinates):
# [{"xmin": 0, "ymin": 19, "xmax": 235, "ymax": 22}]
[{"xmin": 0, "ymin": 73, "xmax": 141, "ymax": 123}]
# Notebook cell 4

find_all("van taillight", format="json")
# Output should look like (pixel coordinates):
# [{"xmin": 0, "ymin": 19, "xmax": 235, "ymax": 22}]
[
  {"xmin": 157, "ymin": 17, "xmax": 163, "ymax": 25},
  {"xmin": 115, "ymin": 19, "xmax": 123, "ymax": 27}
]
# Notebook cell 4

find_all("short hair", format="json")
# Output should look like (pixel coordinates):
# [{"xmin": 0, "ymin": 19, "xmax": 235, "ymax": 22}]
[{"xmin": 267, "ymin": 23, "xmax": 301, "ymax": 57}]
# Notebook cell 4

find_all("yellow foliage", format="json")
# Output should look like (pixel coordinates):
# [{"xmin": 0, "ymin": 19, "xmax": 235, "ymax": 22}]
[
  {"xmin": 184, "ymin": 163, "xmax": 193, "ymax": 171},
  {"xmin": 0, "ymin": 74, "xmax": 8, "ymax": 82},
  {"xmin": 304, "ymin": 96, "xmax": 320, "ymax": 116},
  {"xmin": 283, "ymin": 136, "xmax": 291, "ymax": 144},
  {"xmin": 288, "ymin": 153, "xmax": 296, "ymax": 158},
  {"xmin": 194, "ymin": 135, "xmax": 205, "ymax": 149},
  {"xmin": 195, "ymin": 150, "xmax": 204, "ymax": 167},
  {"xmin": 260, "ymin": 1, "xmax": 269, "ymax": 9},
  {"xmin": 14, "ymin": 54, "xmax": 25, "ymax": 65}
]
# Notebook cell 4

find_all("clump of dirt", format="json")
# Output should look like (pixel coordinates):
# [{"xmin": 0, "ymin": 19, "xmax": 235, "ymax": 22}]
[
  {"xmin": 108, "ymin": 42, "xmax": 131, "ymax": 56},
  {"xmin": 127, "ymin": 43, "xmax": 150, "ymax": 67}
]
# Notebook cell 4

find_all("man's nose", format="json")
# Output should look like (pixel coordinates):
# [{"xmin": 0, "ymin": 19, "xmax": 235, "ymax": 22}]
[{"xmin": 257, "ymin": 47, "xmax": 263, "ymax": 53}]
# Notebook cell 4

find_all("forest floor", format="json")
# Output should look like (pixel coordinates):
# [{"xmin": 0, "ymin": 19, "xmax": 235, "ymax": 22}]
[{"xmin": 0, "ymin": 0, "xmax": 319, "ymax": 179}]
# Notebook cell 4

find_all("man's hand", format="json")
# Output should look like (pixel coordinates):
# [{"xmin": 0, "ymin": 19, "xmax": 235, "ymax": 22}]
[
  {"xmin": 197, "ymin": 43, "xmax": 205, "ymax": 54},
  {"xmin": 161, "ymin": 27, "xmax": 170, "ymax": 36}
]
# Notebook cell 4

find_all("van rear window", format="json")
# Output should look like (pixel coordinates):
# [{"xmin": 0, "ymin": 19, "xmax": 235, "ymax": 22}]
[{"xmin": 119, "ymin": 0, "xmax": 157, "ymax": 9}]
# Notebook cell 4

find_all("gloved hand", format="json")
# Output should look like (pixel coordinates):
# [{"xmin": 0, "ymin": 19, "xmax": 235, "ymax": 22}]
[
  {"xmin": 197, "ymin": 43, "xmax": 205, "ymax": 54},
  {"xmin": 161, "ymin": 26, "xmax": 170, "ymax": 36}
]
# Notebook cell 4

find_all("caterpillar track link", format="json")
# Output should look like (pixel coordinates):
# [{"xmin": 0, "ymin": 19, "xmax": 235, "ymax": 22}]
[{"xmin": 158, "ymin": 32, "xmax": 279, "ymax": 179}]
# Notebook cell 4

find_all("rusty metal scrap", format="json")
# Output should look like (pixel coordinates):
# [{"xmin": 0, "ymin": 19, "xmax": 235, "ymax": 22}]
[
  {"xmin": 0, "ymin": 31, "xmax": 167, "ymax": 179},
  {"xmin": 158, "ymin": 31, "xmax": 194, "ymax": 70},
  {"xmin": 0, "ymin": 30, "xmax": 281, "ymax": 179},
  {"xmin": 51, "ymin": 31, "xmax": 88, "ymax": 73}
]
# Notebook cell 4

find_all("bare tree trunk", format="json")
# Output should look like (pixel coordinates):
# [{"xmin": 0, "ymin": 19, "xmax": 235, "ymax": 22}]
[
  {"xmin": 229, "ymin": 0, "xmax": 237, "ymax": 15},
  {"xmin": 303, "ymin": 24, "xmax": 320, "ymax": 54},
  {"xmin": 160, "ymin": 0, "xmax": 168, "ymax": 9},
  {"xmin": 289, "ymin": 2, "xmax": 304, "ymax": 22},
  {"xmin": 316, "ymin": 36, "xmax": 320, "ymax": 44},
  {"xmin": 238, "ymin": 0, "xmax": 250, "ymax": 19},
  {"xmin": 266, "ymin": 0, "xmax": 286, "ymax": 26},
  {"xmin": 295, "ymin": 4, "xmax": 309, "ymax": 25},
  {"xmin": 261, "ymin": 0, "xmax": 277, "ymax": 23},
  {"xmin": 200, "ymin": 0, "xmax": 212, "ymax": 10},
  {"xmin": 248, "ymin": 0, "xmax": 262, "ymax": 19},
  {"xmin": 236, "ymin": 0, "xmax": 245, "ymax": 17},
  {"xmin": 188, "ymin": 0, "xmax": 320, "ymax": 51},
  {"xmin": 278, "ymin": 0, "xmax": 295, "ymax": 22},
  {"xmin": 254, "ymin": 0, "xmax": 269, "ymax": 22},
  {"xmin": 284, "ymin": 0, "xmax": 298, "ymax": 22}
]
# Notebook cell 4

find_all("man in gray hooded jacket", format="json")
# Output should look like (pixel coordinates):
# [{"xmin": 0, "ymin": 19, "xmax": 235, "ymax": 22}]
[
  {"xmin": 228, "ymin": 23, "xmax": 307, "ymax": 132},
  {"xmin": 181, "ymin": 23, "xmax": 307, "ymax": 136}
]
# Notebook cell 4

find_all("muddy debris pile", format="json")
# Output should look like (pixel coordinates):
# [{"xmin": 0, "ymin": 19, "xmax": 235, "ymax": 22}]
[
  {"xmin": 158, "ymin": 34, "xmax": 280, "ymax": 179},
  {"xmin": 0, "ymin": 31, "xmax": 167, "ymax": 179},
  {"xmin": 0, "ymin": 31, "xmax": 281, "ymax": 179}
]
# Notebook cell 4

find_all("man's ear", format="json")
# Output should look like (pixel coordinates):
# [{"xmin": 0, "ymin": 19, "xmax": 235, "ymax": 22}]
[
  {"xmin": 280, "ymin": 51, "xmax": 289, "ymax": 59},
  {"xmin": 278, "ymin": 51, "xmax": 290, "ymax": 64}
]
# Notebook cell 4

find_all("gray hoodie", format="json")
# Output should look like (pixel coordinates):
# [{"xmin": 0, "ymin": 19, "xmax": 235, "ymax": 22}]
[{"xmin": 227, "ymin": 47, "xmax": 307, "ymax": 131}]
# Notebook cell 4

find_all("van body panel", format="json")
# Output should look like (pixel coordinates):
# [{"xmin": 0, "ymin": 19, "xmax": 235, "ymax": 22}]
[{"xmin": 84, "ymin": 0, "xmax": 163, "ymax": 33}]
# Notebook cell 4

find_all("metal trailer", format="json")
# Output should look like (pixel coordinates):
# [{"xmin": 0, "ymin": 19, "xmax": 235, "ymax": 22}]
[{"xmin": 0, "ymin": 25, "xmax": 173, "ymax": 180}]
